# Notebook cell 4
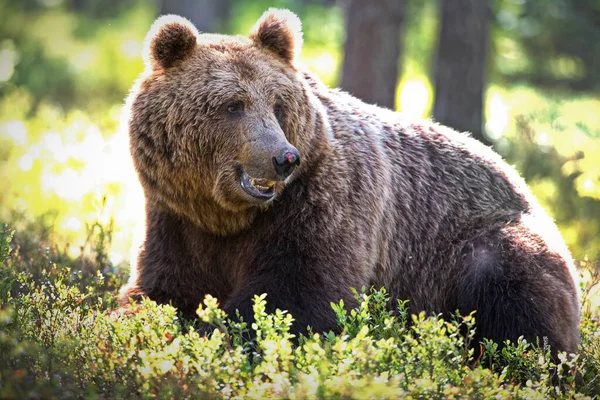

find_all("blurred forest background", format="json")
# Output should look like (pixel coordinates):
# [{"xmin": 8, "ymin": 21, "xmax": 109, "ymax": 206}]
[{"xmin": 0, "ymin": 0, "xmax": 598, "ymax": 279}]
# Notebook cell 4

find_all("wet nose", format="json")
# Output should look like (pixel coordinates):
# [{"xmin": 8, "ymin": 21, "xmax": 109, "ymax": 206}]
[{"xmin": 272, "ymin": 148, "xmax": 301, "ymax": 180}]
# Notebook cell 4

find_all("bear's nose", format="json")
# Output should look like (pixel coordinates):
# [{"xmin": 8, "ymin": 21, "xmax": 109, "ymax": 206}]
[{"xmin": 273, "ymin": 149, "xmax": 301, "ymax": 180}]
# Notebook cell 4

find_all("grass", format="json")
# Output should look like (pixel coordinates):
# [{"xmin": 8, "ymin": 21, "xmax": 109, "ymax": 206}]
[{"xmin": 1, "ymin": 222, "xmax": 599, "ymax": 399}]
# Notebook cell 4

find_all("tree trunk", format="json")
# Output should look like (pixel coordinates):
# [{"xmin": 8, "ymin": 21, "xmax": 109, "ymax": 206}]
[
  {"xmin": 433, "ymin": 0, "xmax": 490, "ymax": 144},
  {"xmin": 160, "ymin": 0, "xmax": 230, "ymax": 33},
  {"xmin": 340, "ymin": 0, "xmax": 406, "ymax": 109}
]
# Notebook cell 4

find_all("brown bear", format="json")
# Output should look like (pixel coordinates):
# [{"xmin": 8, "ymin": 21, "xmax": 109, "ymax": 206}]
[{"xmin": 120, "ymin": 9, "xmax": 580, "ymax": 354}]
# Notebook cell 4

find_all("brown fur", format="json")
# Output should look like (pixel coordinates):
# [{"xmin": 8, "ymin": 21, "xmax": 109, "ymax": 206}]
[
  {"xmin": 121, "ymin": 9, "xmax": 580, "ymax": 354},
  {"xmin": 145, "ymin": 15, "xmax": 198, "ymax": 69}
]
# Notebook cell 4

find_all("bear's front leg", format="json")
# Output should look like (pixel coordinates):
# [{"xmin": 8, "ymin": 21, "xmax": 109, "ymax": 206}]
[
  {"xmin": 223, "ymin": 266, "xmax": 359, "ymax": 337},
  {"xmin": 120, "ymin": 208, "xmax": 233, "ymax": 319}
]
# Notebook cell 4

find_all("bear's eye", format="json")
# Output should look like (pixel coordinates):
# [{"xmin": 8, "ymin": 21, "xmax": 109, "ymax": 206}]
[
  {"xmin": 273, "ymin": 102, "xmax": 283, "ymax": 120},
  {"xmin": 226, "ymin": 101, "xmax": 244, "ymax": 114}
]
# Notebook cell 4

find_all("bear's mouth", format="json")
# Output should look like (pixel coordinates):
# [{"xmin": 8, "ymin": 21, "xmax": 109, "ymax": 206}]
[{"xmin": 240, "ymin": 171, "xmax": 277, "ymax": 200}]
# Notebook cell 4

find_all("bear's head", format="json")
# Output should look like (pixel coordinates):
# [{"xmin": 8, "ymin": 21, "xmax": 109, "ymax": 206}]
[{"xmin": 128, "ymin": 9, "xmax": 316, "ymax": 234}]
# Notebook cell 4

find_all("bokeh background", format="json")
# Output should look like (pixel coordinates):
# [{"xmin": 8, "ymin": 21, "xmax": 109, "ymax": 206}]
[{"xmin": 0, "ymin": 0, "xmax": 598, "ymax": 277}]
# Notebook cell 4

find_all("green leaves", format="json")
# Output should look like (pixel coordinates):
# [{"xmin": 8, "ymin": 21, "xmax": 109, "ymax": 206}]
[
  {"xmin": 0, "ymin": 224, "xmax": 15, "ymax": 305},
  {"xmin": 0, "ymin": 242, "xmax": 599, "ymax": 397},
  {"xmin": 0, "ymin": 223, "xmax": 13, "ymax": 265}
]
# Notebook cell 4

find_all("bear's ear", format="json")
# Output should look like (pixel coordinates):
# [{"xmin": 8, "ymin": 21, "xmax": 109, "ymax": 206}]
[
  {"xmin": 143, "ymin": 15, "xmax": 198, "ymax": 70},
  {"xmin": 249, "ymin": 8, "xmax": 303, "ymax": 64}
]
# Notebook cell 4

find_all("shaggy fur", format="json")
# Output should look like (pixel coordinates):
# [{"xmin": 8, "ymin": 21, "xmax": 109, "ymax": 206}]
[
  {"xmin": 121, "ymin": 9, "xmax": 580, "ymax": 354},
  {"xmin": 145, "ymin": 15, "xmax": 197, "ymax": 69}
]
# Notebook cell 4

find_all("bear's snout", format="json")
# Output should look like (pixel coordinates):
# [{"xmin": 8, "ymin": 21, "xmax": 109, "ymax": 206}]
[
  {"xmin": 273, "ymin": 148, "xmax": 300, "ymax": 180},
  {"xmin": 244, "ymin": 121, "xmax": 299, "ymax": 183}
]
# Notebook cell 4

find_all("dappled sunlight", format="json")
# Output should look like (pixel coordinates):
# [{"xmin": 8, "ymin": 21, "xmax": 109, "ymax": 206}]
[
  {"xmin": 1, "ymin": 101, "xmax": 145, "ymax": 267},
  {"xmin": 485, "ymin": 91, "xmax": 509, "ymax": 140},
  {"xmin": 1, "ymin": 121, "xmax": 27, "ymax": 145},
  {"xmin": 120, "ymin": 38, "xmax": 143, "ymax": 59},
  {"xmin": 397, "ymin": 78, "xmax": 432, "ymax": 118},
  {"xmin": 0, "ymin": 45, "xmax": 18, "ymax": 83},
  {"xmin": 301, "ymin": 48, "xmax": 340, "ymax": 87},
  {"xmin": 499, "ymin": 87, "xmax": 600, "ymax": 201},
  {"xmin": 0, "ymin": 3, "xmax": 156, "ymax": 268},
  {"xmin": 70, "ymin": 49, "xmax": 97, "ymax": 71}
]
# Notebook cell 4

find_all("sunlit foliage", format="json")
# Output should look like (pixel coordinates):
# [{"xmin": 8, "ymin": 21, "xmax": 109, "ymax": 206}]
[{"xmin": 1, "ymin": 225, "xmax": 599, "ymax": 398}]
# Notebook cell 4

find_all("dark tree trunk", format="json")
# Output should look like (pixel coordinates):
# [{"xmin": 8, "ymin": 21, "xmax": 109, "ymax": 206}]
[
  {"xmin": 160, "ymin": 0, "xmax": 230, "ymax": 33},
  {"xmin": 433, "ymin": 0, "xmax": 491, "ymax": 144},
  {"xmin": 340, "ymin": 0, "xmax": 406, "ymax": 109}
]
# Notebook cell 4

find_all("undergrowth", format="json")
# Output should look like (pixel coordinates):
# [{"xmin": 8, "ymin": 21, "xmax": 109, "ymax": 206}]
[{"xmin": 0, "ymin": 223, "xmax": 599, "ymax": 399}]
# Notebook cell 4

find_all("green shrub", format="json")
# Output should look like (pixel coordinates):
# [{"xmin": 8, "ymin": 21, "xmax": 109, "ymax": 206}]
[{"xmin": 0, "ymin": 224, "xmax": 599, "ymax": 399}]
